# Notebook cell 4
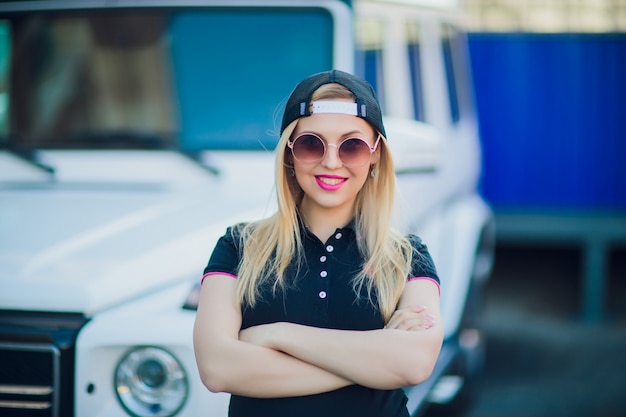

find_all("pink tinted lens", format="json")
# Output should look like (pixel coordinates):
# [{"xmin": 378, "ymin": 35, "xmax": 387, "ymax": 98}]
[
  {"xmin": 292, "ymin": 134, "xmax": 325, "ymax": 162},
  {"xmin": 338, "ymin": 138, "xmax": 372, "ymax": 167}
]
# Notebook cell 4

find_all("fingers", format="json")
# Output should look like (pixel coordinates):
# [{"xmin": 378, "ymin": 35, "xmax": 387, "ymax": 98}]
[
  {"xmin": 385, "ymin": 305, "xmax": 437, "ymax": 331},
  {"xmin": 385, "ymin": 305, "xmax": 425, "ymax": 329}
]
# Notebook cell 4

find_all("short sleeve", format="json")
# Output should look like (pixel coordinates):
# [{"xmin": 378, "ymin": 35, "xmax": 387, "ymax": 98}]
[
  {"xmin": 407, "ymin": 234, "xmax": 440, "ymax": 285},
  {"xmin": 202, "ymin": 225, "xmax": 244, "ymax": 283}
]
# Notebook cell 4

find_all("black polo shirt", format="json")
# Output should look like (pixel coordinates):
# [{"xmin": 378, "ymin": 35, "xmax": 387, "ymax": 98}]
[{"xmin": 203, "ymin": 221, "xmax": 439, "ymax": 417}]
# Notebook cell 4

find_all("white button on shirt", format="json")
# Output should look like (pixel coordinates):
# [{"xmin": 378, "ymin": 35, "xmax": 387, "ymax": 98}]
[
  {"xmin": 318, "ymin": 291, "xmax": 327, "ymax": 299},
  {"xmin": 320, "ymin": 255, "xmax": 327, "ymax": 262},
  {"xmin": 326, "ymin": 245, "xmax": 334, "ymax": 252},
  {"xmin": 320, "ymin": 271, "xmax": 328, "ymax": 278}
]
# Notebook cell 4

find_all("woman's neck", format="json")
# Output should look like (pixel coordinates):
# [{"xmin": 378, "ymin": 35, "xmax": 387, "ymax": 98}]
[{"xmin": 299, "ymin": 199, "xmax": 355, "ymax": 242}]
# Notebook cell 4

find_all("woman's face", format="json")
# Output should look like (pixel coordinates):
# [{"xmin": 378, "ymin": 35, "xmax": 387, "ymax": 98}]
[{"xmin": 289, "ymin": 108, "xmax": 379, "ymax": 215}]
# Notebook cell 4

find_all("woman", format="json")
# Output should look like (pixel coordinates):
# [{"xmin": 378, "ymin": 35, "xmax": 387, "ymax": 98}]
[{"xmin": 193, "ymin": 70, "xmax": 443, "ymax": 417}]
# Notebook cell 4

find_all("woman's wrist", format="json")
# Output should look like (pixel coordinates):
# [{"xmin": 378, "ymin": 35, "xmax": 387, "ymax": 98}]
[
  {"xmin": 239, "ymin": 322, "xmax": 291, "ymax": 351},
  {"xmin": 269, "ymin": 322, "xmax": 291, "ymax": 351}
]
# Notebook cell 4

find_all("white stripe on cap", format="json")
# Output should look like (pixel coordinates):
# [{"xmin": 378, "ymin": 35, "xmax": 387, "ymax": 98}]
[{"xmin": 311, "ymin": 101, "xmax": 358, "ymax": 116}]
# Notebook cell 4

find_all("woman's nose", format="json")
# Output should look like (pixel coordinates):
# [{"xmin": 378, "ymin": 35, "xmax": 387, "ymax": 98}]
[{"xmin": 321, "ymin": 143, "xmax": 343, "ymax": 169}]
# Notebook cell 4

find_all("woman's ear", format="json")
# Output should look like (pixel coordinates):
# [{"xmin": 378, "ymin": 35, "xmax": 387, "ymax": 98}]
[
  {"xmin": 371, "ymin": 147, "xmax": 381, "ymax": 164},
  {"xmin": 284, "ymin": 151, "xmax": 294, "ymax": 168},
  {"xmin": 370, "ymin": 133, "xmax": 383, "ymax": 164}
]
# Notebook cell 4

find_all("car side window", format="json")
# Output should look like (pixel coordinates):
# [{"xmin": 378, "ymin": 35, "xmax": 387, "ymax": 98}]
[
  {"xmin": 407, "ymin": 22, "xmax": 425, "ymax": 122},
  {"xmin": 0, "ymin": 21, "xmax": 9, "ymax": 138},
  {"xmin": 355, "ymin": 17, "xmax": 385, "ymax": 112},
  {"xmin": 441, "ymin": 23, "xmax": 460, "ymax": 124},
  {"xmin": 441, "ymin": 23, "xmax": 475, "ymax": 125}
]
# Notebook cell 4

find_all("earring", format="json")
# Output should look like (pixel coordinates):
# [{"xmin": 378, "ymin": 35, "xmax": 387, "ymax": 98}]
[
  {"xmin": 290, "ymin": 168, "xmax": 295, "ymax": 177},
  {"xmin": 370, "ymin": 166, "xmax": 377, "ymax": 178}
]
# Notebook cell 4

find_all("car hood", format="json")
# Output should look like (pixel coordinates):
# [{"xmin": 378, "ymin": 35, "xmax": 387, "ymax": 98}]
[{"xmin": 0, "ymin": 150, "xmax": 276, "ymax": 315}]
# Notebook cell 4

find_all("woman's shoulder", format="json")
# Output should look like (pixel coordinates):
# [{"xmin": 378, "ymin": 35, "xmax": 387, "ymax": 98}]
[
  {"xmin": 404, "ymin": 233, "xmax": 427, "ymax": 252},
  {"xmin": 404, "ymin": 233, "xmax": 439, "ymax": 281},
  {"xmin": 222, "ymin": 219, "xmax": 271, "ymax": 245},
  {"xmin": 225, "ymin": 221, "xmax": 248, "ymax": 236},
  {"xmin": 209, "ymin": 222, "xmax": 246, "ymax": 252}
]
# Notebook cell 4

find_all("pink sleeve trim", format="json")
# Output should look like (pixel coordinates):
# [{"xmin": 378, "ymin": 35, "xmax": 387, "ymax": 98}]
[
  {"xmin": 407, "ymin": 276, "xmax": 441, "ymax": 295},
  {"xmin": 201, "ymin": 271, "xmax": 238, "ymax": 285}
]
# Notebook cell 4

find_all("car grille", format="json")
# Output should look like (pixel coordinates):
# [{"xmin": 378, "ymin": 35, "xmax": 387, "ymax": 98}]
[
  {"xmin": 0, "ymin": 342, "xmax": 60, "ymax": 417},
  {"xmin": 0, "ymin": 311, "xmax": 88, "ymax": 417}
]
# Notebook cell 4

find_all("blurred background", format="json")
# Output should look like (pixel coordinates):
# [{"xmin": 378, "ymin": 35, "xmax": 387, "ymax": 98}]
[{"xmin": 454, "ymin": 1, "xmax": 626, "ymax": 416}]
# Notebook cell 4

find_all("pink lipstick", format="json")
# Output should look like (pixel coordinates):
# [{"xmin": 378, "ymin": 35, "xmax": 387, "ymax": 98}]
[{"xmin": 315, "ymin": 175, "xmax": 347, "ymax": 191}]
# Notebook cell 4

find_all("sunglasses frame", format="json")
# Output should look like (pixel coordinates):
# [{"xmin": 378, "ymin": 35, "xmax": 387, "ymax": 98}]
[{"xmin": 287, "ymin": 133, "xmax": 381, "ymax": 168}]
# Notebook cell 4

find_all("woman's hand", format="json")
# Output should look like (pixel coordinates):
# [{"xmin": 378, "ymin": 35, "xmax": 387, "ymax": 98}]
[
  {"xmin": 239, "ymin": 323, "xmax": 282, "ymax": 349},
  {"xmin": 385, "ymin": 305, "xmax": 436, "ymax": 331}
]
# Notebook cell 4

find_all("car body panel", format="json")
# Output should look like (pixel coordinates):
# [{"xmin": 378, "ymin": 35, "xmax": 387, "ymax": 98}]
[{"xmin": 1, "ymin": 151, "xmax": 276, "ymax": 314}]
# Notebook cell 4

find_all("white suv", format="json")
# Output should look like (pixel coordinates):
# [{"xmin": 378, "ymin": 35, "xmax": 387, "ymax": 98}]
[{"xmin": 0, "ymin": 1, "xmax": 494, "ymax": 416}]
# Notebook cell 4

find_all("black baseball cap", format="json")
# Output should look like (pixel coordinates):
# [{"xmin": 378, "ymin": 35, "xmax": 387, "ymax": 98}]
[{"xmin": 280, "ymin": 70, "xmax": 386, "ymax": 138}]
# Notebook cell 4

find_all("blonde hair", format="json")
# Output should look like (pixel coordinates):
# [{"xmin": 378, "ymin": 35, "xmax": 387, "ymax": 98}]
[{"xmin": 234, "ymin": 84, "xmax": 414, "ymax": 322}]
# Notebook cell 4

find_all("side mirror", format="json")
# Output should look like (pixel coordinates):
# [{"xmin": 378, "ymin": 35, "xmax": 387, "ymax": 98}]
[{"xmin": 385, "ymin": 118, "xmax": 441, "ymax": 175}]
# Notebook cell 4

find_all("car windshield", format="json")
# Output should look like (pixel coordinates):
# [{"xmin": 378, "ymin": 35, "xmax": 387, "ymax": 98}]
[{"xmin": 0, "ymin": 7, "xmax": 333, "ymax": 151}]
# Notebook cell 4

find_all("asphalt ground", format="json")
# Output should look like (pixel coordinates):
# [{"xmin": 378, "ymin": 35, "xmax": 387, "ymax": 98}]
[{"xmin": 457, "ymin": 245, "xmax": 626, "ymax": 417}]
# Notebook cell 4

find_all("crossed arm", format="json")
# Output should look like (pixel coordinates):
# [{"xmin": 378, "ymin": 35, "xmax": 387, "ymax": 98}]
[{"xmin": 193, "ymin": 275, "xmax": 443, "ymax": 398}]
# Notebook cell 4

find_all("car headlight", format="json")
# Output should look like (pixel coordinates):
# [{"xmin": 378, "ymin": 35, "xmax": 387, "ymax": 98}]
[{"xmin": 115, "ymin": 347, "xmax": 188, "ymax": 417}]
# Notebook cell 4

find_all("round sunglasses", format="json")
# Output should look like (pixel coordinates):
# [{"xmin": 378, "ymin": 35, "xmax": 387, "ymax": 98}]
[{"xmin": 288, "ymin": 133, "xmax": 380, "ymax": 168}]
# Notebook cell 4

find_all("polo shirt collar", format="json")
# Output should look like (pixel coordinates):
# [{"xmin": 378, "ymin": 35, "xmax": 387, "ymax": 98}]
[{"xmin": 295, "ymin": 212, "xmax": 357, "ymax": 237}]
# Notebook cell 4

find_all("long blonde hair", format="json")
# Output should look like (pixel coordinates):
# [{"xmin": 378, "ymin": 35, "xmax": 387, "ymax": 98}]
[{"xmin": 234, "ymin": 84, "xmax": 414, "ymax": 322}]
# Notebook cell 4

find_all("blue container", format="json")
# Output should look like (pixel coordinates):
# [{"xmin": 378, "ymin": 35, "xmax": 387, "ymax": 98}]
[{"xmin": 468, "ymin": 33, "xmax": 626, "ymax": 210}]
